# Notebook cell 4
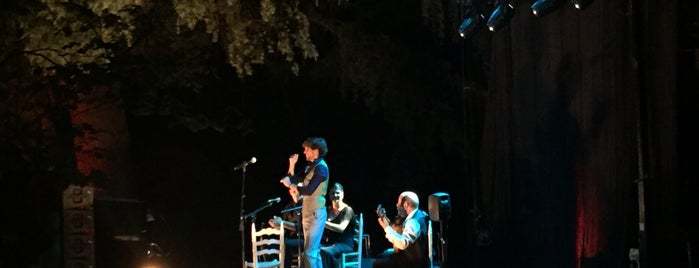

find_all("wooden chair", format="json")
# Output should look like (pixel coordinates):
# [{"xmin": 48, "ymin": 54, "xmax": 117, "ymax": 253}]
[
  {"xmin": 245, "ymin": 222, "xmax": 285, "ymax": 268},
  {"xmin": 340, "ymin": 213, "xmax": 364, "ymax": 268}
]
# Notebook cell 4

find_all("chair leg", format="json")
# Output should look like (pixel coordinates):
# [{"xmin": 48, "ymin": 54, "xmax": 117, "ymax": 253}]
[{"xmin": 362, "ymin": 234, "xmax": 371, "ymax": 257}]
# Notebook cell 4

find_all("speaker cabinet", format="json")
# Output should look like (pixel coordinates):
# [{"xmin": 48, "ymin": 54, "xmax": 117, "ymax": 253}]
[
  {"xmin": 94, "ymin": 198, "xmax": 146, "ymax": 268},
  {"xmin": 428, "ymin": 192, "xmax": 451, "ymax": 222}
]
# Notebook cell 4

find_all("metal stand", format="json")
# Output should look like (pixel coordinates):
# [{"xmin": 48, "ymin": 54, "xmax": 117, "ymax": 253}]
[
  {"xmin": 438, "ymin": 221, "xmax": 448, "ymax": 265},
  {"xmin": 245, "ymin": 200, "xmax": 279, "ymax": 221},
  {"xmin": 281, "ymin": 205, "xmax": 303, "ymax": 267},
  {"xmin": 238, "ymin": 165, "xmax": 248, "ymax": 268},
  {"xmin": 241, "ymin": 197, "xmax": 280, "ymax": 267}
]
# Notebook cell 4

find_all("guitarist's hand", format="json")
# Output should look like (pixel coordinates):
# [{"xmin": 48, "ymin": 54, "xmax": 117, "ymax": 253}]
[
  {"xmin": 376, "ymin": 204, "xmax": 402, "ymax": 252},
  {"xmin": 268, "ymin": 216, "xmax": 283, "ymax": 229},
  {"xmin": 376, "ymin": 204, "xmax": 390, "ymax": 229},
  {"xmin": 378, "ymin": 216, "xmax": 389, "ymax": 229}
]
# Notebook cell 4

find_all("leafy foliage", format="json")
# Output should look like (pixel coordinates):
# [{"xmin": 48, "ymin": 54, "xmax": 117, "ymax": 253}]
[
  {"xmin": 18, "ymin": 0, "xmax": 319, "ymax": 77},
  {"xmin": 4, "ymin": 0, "xmax": 475, "ymax": 144},
  {"xmin": 20, "ymin": 0, "xmax": 139, "ymax": 69}
]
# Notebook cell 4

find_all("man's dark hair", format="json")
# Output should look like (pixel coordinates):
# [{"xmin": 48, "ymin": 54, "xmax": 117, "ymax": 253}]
[{"xmin": 303, "ymin": 137, "xmax": 328, "ymax": 158}]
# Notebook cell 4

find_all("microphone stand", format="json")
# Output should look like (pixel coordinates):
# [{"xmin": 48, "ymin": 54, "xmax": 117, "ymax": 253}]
[
  {"xmin": 238, "ymin": 165, "xmax": 248, "ymax": 268},
  {"xmin": 238, "ymin": 162, "xmax": 268, "ymax": 268},
  {"xmin": 294, "ymin": 209, "xmax": 302, "ymax": 268},
  {"xmin": 244, "ymin": 200, "xmax": 278, "ymax": 221},
  {"xmin": 281, "ymin": 205, "xmax": 303, "ymax": 267}
]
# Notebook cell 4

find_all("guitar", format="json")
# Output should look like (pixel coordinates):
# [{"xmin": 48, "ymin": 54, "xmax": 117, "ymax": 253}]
[
  {"xmin": 376, "ymin": 204, "xmax": 405, "ymax": 252},
  {"xmin": 268, "ymin": 216, "xmax": 299, "ymax": 233}
]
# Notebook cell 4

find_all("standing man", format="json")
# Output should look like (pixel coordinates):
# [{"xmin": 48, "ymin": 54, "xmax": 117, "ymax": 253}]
[
  {"xmin": 280, "ymin": 137, "xmax": 329, "ymax": 268},
  {"xmin": 373, "ymin": 191, "xmax": 430, "ymax": 268}
]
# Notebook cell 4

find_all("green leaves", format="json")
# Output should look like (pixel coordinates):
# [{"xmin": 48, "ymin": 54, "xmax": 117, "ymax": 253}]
[
  {"xmin": 20, "ymin": 0, "xmax": 140, "ymax": 70},
  {"xmin": 18, "ymin": 0, "xmax": 320, "ymax": 77}
]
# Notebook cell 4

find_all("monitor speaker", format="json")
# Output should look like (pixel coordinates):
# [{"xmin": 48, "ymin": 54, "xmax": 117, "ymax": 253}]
[
  {"xmin": 428, "ymin": 192, "xmax": 451, "ymax": 222},
  {"xmin": 93, "ymin": 198, "xmax": 146, "ymax": 268}
]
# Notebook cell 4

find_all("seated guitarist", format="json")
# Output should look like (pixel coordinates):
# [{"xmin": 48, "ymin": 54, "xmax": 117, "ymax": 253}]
[{"xmin": 374, "ymin": 191, "xmax": 430, "ymax": 268}]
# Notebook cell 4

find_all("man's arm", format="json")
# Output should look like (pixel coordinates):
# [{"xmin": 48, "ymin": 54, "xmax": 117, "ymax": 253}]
[
  {"xmin": 384, "ymin": 217, "xmax": 420, "ymax": 250},
  {"xmin": 296, "ymin": 164, "xmax": 328, "ymax": 195},
  {"xmin": 281, "ymin": 154, "xmax": 300, "ymax": 202},
  {"xmin": 268, "ymin": 216, "xmax": 298, "ymax": 232}
]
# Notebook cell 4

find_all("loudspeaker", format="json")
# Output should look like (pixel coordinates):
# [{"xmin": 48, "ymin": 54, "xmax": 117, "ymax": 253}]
[
  {"xmin": 93, "ymin": 198, "xmax": 146, "ymax": 268},
  {"xmin": 428, "ymin": 192, "xmax": 451, "ymax": 222}
]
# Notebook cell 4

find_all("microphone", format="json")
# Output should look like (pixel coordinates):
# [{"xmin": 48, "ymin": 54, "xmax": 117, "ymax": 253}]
[
  {"xmin": 233, "ymin": 157, "xmax": 257, "ymax": 170},
  {"xmin": 266, "ymin": 197, "xmax": 281, "ymax": 204}
]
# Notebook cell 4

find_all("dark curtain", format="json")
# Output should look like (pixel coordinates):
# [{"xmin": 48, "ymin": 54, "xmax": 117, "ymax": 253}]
[{"xmin": 477, "ymin": 0, "xmax": 681, "ymax": 267}]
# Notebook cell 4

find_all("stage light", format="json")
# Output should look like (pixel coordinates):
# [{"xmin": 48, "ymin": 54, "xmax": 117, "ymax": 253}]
[
  {"xmin": 141, "ymin": 257, "xmax": 168, "ymax": 268},
  {"xmin": 486, "ymin": 1, "xmax": 515, "ymax": 32},
  {"xmin": 531, "ymin": 0, "xmax": 563, "ymax": 17},
  {"xmin": 458, "ymin": 13, "xmax": 485, "ymax": 38},
  {"xmin": 140, "ymin": 242, "xmax": 170, "ymax": 268},
  {"xmin": 570, "ymin": 0, "xmax": 591, "ymax": 9}
]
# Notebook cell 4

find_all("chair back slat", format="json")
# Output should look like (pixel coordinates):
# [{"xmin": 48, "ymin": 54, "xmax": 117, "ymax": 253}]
[
  {"xmin": 340, "ymin": 213, "xmax": 363, "ymax": 268},
  {"xmin": 245, "ymin": 222, "xmax": 285, "ymax": 268}
]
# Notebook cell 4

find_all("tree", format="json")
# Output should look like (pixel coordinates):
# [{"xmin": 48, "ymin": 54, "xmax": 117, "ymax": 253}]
[{"xmin": 16, "ymin": 0, "xmax": 319, "ymax": 77}]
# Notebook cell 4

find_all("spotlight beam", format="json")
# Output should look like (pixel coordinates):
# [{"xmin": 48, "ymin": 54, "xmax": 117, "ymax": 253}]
[
  {"xmin": 531, "ymin": 0, "xmax": 564, "ymax": 17},
  {"xmin": 486, "ymin": 1, "xmax": 515, "ymax": 32},
  {"xmin": 570, "ymin": 0, "xmax": 592, "ymax": 10},
  {"xmin": 459, "ymin": 13, "xmax": 485, "ymax": 38}
]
